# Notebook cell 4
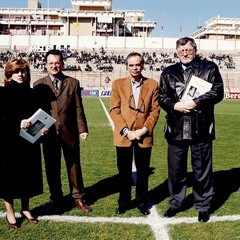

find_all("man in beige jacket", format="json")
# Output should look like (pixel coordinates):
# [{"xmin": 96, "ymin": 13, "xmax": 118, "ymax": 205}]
[{"xmin": 110, "ymin": 52, "xmax": 160, "ymax": 215}]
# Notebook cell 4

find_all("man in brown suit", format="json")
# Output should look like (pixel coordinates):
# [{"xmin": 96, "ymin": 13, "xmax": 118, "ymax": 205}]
[
  {"xmin": 110, "ymin": 52, "xmax": 160, "ymax": 215},
  {"xmin": 33, "ymin": 49, "xmax": 92, "ymax": 213}
]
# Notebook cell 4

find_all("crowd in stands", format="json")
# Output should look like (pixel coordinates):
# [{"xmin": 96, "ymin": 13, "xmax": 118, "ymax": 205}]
[
  {"xmin": 0, "ymin": 47, "xmax": 237, "ymax": 73},
  {"xmin": 207, "ymin": 53, "xmax": 236, "ymax": 69}
]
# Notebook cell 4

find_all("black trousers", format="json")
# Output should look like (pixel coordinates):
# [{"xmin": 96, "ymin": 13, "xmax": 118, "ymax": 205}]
[
  {"xmin": 42, "ymin": 133, "xmax": 85, "ymax": 202},
  {"xmin": 167, "ymin": 140, "xmax": 213, "ymax": 211},
  {"xmin": 116, "ymin": 143, "xmax": 151, "ymax": 209}
]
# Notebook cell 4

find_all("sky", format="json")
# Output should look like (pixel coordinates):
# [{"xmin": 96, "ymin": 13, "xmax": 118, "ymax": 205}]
[{"xmin": 1, "ymin": 0, "xmax": 240, "ymax": 38}]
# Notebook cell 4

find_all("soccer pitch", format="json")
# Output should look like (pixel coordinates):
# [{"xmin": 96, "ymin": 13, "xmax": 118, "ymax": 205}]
[{"xmin": 0, "ymin": 98, "xmax": 240, "ymax": 240}]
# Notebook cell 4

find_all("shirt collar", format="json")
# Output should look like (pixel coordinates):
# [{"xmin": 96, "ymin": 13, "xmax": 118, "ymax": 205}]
[
  {"xmin": 130, "ymin": 77, "xmax": 143, "ymax": 86},
  {"xmin": 182, "ymin": 60, "xmax": 194, "ymax": 70},
  {"xmin": 49, "ymin": 73, "xmax": 63, "ymax": 81}
]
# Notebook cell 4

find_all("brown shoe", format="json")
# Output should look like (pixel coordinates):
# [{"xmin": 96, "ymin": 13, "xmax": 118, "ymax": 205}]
[{"xmin": 74, "ymin": 200, "xmax": 92, "ymax": 213}]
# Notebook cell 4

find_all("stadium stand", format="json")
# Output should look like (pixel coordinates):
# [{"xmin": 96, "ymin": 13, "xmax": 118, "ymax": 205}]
[{"xmin": 0, "ymin": 48, "xmax": 240, "ymax": 94}]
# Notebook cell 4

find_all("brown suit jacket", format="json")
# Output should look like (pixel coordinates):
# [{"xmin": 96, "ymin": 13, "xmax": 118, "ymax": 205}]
[
  {"xmin": 33, "ymin": 74, "xmax": 88, "ymax": 147},
  {"xmin": 110, "ymin": 76, "xmax": 160, "ymax": 147}
]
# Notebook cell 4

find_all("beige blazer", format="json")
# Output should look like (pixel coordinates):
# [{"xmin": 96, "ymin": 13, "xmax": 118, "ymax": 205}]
[{"xmin": 110, "ymin": 76, "xmax": 160, "ymax": 147}]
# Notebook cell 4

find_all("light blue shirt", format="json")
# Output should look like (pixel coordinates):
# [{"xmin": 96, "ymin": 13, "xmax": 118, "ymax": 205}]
[
  {"xmin": 50, "ymin": 74, "xmax": 62, "ymax": 89},
  {"xmin": 130, "ymin": 78, "xmax": 143, "ymax": 107}
]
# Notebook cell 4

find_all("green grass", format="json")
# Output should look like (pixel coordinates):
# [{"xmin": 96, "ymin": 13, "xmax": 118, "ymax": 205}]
[{"xmin": 0, "ymin": 98, "xmax": 240, "ymax": 240}]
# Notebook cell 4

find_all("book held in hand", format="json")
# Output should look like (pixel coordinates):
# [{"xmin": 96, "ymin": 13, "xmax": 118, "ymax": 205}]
[
  {"xmin": 181, "ymin": 75, "xmax": 212, "ymax": 100},
  {"xmin": 19, "ymin": 108, "xmax": 56, "ymax": 143}
]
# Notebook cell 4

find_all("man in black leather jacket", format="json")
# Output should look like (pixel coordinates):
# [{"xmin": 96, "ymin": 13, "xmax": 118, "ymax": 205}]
[{"xmin": 159, "ymin": 37, "xmax": 224, "ymax": 222}]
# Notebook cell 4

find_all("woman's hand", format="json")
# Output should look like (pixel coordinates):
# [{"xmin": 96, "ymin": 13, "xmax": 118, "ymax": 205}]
[
  {"xmin": 41, "ymin": 128, "xmax": 49, "ymax": 135},
  {"xmin": 20, "ymin": 119, "xmax": 31, "ymax": 129}
]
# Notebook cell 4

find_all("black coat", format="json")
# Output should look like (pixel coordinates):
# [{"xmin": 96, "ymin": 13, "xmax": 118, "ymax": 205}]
[
  {"xmin": 159, "ymin": 56, "xmax": 224, "ymax": 142},
  {"xmin": 0, "ymin": 81, "xmax": 43, "ymax": 199}
]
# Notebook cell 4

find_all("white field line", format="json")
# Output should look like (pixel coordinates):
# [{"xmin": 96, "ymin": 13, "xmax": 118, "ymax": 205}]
[
  {"xmin": 1, "ymin": 210, "xmax": 240, "ymax": 225},
  {"xmin": 1, "ymin": 210, "xmax": 240, "ymax": 240},
  {"xmin": 216, "ymin": 112, "xmax": 240, "ymax": 116},
  {"xmin": 99, "ymin": 98, "xmax": 114, "ymax": 131}
]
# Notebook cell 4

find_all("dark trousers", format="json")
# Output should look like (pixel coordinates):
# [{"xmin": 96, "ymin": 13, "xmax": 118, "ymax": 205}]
[
  {"xmin": 167, "ymin": 140, "xmax": 213, "ymax": 211},
  {"xmin": 116, "ymin": 144, "xmax": 151, "ymax": 209},
  {"xmin": 42, "ymin": 133, "xmax": 85, "ymax": 202}
]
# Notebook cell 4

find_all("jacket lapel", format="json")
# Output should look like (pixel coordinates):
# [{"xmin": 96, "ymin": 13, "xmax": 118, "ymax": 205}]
[
  {"xmin": 124, "ymin": 77, "xmax": 132, "ymax": 99},
  {"xmin": 46, "ymin": 76, "xmax": 56, "ymax": 93},
  {"xmin": 124, "ymin": 76, "xmax": 149, "ymax": 114},
  {"xmin": 137, "ymin": 77, "xmax": 148, "ymax": 110},
  {"xmin": 58, "ymin": 77, "xmax": 68, "ymax": 95}
]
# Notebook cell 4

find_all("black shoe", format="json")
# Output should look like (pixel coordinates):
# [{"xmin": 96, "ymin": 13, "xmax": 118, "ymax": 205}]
[
  {"xmin": 198, "ymin": 211, "xmax": 210, "ymax": 222},
  {"xmin": 45, "ymin": 200, "xmax": 62, "ymax": 214},
  {"xmin": 116, "ymin": 207, "xmax": 127, "ymax": 214},
  {"xmin": 164, "ymin": 207, "xmax": 180, "ymax": 218},
  {"xmin": 139, "ymin": 207, "xmax": 151, "ymax": 215}
]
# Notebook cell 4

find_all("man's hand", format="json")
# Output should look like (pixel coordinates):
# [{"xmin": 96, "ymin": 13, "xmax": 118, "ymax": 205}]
[
  {"xmin": 126, "ymin": 130, "xmax": 137, "ymax": 141},
  {"xmin": 174, "ymin": 99, "xmax": 197, "ymax": 113},
  {"xmin": 80, "ymin": 132, "xmax": 88, "ymax": 140},
  {"xmin": 182, "ymin": 99, "xmax": 197, "ymax": 109},
  {"xmin": 127, "ymin": 127, "xmax": 148, "ymax": 140},
  {"xmin": 135, "ymin": 127, "xmax": 148, "ymax": 140}
]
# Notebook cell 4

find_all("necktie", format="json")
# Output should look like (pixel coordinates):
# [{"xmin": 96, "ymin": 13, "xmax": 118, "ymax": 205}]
[
  {"xmin": 52, "ymin": 78, "xmax": 59, "ymax": 93},
  {"xmin": 183, "ymin": 68, "xmax": 189, "ymax": 83}
]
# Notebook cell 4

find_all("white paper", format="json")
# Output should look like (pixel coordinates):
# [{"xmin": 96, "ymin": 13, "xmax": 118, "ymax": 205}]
[
  {"xmin": 19, "ymin": 108, "xmax": 56, "ymax": 144},
  {"xmin": 181, "ymin": 75, "xmax": 213, "ymax": 100}
]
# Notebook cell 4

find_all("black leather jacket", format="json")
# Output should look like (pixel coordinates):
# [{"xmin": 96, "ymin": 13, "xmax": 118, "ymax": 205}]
[{"xmin": 159, "ymin": 56, "xmax": 224, "ymax": 141}]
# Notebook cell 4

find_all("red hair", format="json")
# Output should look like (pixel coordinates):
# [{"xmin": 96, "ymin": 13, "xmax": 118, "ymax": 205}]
[{"xmin": 3, "ymin": 58, "xmax": 31, "ymax": 86}]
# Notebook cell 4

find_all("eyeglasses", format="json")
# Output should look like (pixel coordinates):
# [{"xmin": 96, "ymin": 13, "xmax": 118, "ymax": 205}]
[
  {"xmin": 177, "ymin": 48, "xmax": 195, "ymax": 56},
  {"xmin": 128, "ymin": 95, "xmax": 145, "ymax": 113},
  {"xmin": 47, "ymin": 62, "xmax": 62, "ymax": 66}
]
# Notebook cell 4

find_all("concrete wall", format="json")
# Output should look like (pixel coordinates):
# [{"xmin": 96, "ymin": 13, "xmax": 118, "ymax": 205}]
[{"xmin": 1, "ymin": 35, "xmax": 240, "ymax": 52}]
